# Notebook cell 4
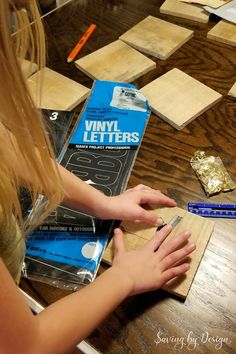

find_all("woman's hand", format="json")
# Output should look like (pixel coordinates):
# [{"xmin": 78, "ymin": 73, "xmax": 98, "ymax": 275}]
[
  {"xmin": 98, "ymin": 184, "xmax": 176, "ymax": 226},
  {"xmin": 59, "ymin": 166, "xmax": 176, "ymax": 226},
  {"xmin": 111, "ymin": 225, "xmax": 195, "ymax": 296}
]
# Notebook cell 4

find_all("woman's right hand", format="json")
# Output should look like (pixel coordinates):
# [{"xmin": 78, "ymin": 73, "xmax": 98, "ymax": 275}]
[{"xmin": 111, "ymin": 225, "xmax": 196, "ymax": 296}]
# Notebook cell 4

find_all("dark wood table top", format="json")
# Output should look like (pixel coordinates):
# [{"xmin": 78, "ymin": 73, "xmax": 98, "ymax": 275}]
[{"xmin": 20, "ymin": 0, "xmax": 236, "ymax": 353}]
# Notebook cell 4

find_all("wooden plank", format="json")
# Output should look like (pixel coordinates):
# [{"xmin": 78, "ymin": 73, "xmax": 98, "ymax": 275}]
[
  {"xmin": 119, "ymin": 16, "xmax": 193, "ymax": 60},
  {"xmin": 207, "ymin": 20, "xmax": 236, "ymax": 47},
  {"xmin": 139, "ymin": 68, "xmax": 222, "ymax": 130},
  {"xmin": 27, "ymin": 67, "xmax": 90, "ymax": 111},
  {"xmin": 179, "ymin": 0, "xmax": 231, "ymax": 9},
  {"xmin": 102, "ymin": 206, "xmax": 214, "ymax": 298},
  {"xmin": 160, "ymin": 0, "xmax": 210, "ymax": 23},
  {"xmin": 74, "ymin": 40, "xmax": 156, "ymax": 82},
  {"xmin": 204, "ymin": 0, "xmax": 236, "ymax": 25},
  {"xmin": 228, "ymin": 82, "xmax": 236, "ymax": 97},
  {"xmin": 20, "ymin": 59, "xmax": 38, "ymax": 78}
]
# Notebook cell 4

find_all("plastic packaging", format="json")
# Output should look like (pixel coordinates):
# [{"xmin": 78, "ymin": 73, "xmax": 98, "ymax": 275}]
[
  {"xmin": 23, "ymin": 80, "xmax": 151, "ymax": 290},
  {"xmin": 190, "ymin": 150, "xmax": 235, "ymax": 196}
]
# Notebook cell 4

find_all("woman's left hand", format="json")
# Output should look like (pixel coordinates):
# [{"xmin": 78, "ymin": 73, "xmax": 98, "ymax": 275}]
[{"xmin": 98, "ymin": 184, "xmax": 176, "ymax": 226}]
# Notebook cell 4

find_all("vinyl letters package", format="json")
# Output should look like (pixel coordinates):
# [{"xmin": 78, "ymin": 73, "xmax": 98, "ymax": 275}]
[{"xmin": 24, "ymin": 81, "xmax": 151, "ymax": 290}]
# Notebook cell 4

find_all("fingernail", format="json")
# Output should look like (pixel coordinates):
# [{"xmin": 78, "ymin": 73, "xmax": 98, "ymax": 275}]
[
  {"xmin": 188, "ymin": 242, "xmax": 196, "ymax": 250},
  {"xmin": 156, "ymin": 217, "xmax": 164, "ymax": 226},
  {"xmin": 165, "ymin": 224, "xmax": 172, "ymax": 232},
  {"xmin": 185, "ymin": 264, "xmax": 190, "ymax": 271},
  {"xmin": 184, "ymin": 231, "xmax": 191, "ymax": 238}
]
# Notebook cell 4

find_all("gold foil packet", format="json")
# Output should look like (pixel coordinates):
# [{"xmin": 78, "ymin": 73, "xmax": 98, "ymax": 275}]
[{"xmin": 190, "ymin": 150, "xmax": 235, "ymax": 196}]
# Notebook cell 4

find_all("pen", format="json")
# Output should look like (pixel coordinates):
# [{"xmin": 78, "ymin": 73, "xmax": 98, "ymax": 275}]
[{"xmin": 67, "ymin": 23, "xmax": 96, "ymax": 63}]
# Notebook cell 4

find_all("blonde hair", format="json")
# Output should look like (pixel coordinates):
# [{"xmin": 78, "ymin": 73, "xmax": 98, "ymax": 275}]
[{"xmin": 0, "ymin": 0, "xmax": 64, "ymax": 234}]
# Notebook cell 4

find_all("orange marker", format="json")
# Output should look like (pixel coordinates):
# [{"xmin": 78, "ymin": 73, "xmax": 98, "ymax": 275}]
[{"xmin": 67, "ymin": 24, "xmax": 97, "ymax": 63}]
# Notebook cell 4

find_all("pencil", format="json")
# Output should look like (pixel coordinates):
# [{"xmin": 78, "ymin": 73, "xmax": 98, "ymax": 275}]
[{"xmin": 67, "ymin": 23, "xmax": 97, "ymax": 63}]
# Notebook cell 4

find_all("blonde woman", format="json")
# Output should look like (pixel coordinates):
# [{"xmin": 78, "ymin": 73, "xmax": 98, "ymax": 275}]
[{"xmin": 0, "ymin": 1, "xmax": 196, "ymax": 353}]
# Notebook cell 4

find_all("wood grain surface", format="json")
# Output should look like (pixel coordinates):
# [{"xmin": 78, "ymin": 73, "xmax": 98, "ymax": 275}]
[
  {"xmin": 27, "ymin": 67, "xmax": 90, "ymax": 110},
  {"xmin": 160, "ymin": 0, "xmax": 210, "ymax": 23},
  {"xmin": 20, "ymin": 0, "xmax": 236, "ymax": 353},
  {"xmin": 228, "ymin": 82, "xmax": 236, "ymax": 97},
  {"xmin": 179, "ymin": 0, "xmax": 231, "ymax": 9},
  {"xmin": 140, "ymin": 68, "xmax": 222, "ymax": 129},
  {"xmin": 20, "ymin": 58, "xmax": 38, "ymax": 78},
  {"xmin": 74, "ymin": 39, "xmax": 156, "ymax": 82},
  {"xmin": 119, "ymin": 16, "xmax": 194, "ymax": 60},
  {"xmin": 207, "ymin": 20, "xmax": 236, "ymax": 47}
]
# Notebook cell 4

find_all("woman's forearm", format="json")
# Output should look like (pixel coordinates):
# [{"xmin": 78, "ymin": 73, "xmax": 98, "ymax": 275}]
[
  {"xmin": 57, "ymin": 163, "xmax": 177, "ymax": 225},
  {"xmin": 0, "ymin": 259, "xmax": 131, "ymax": 354},
  {"xmin": 36, "ymin": 267, "xmax": 132, "ymax": 354}
]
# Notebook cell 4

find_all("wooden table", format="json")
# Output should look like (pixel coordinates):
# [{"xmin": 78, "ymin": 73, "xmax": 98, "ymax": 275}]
[{"xmin": 20, "ymin": 0, "xmax": 236, "ymax": 353}]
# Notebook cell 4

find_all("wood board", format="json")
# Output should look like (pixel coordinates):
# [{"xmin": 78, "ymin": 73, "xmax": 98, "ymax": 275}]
[
  {"xmin": 102, "ymin": 206, "xmax": 214, "ymax": 298},
  {"xmin": 74, "ymin": 40, "xmax": 156, "ymax": 82},
  {"xmin": 119, "ymin": 16, "xmax": 194, "ymax": 60},
  {"xmin": 139, "ymin": 68, "xmax": 222, "ymax": 130},
  {"xmin": 228, "ymin": 82, "xmax": 236, "ymax": 97},
  {"xmin": 160, "ymin": 0, "xmax": 210, "ymax": 23},
  {"xmin": 20, "ymin": 59, "xmax": 38, "ymax": 78},
  {"xmin": 179, "ymin": 0, "xmax": 231, "ymax": 9},
  {"xmin": 27, "ymin": 67, "xmax": 90, "ymax": 111},
  {"xmin": 207, "ymin": 20, "xmax": 236, "ymax": 47},
  {"xmin": 204, "ymin": 0, "xmax": 236, "ymax": 25}
]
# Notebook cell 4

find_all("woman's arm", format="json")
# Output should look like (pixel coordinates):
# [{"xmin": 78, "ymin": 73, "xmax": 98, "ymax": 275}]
[
  {"xmin": 0, "ymin": 226, "xmax": 195, "ymax": 354},
  {"xmin": 58, "ymin": 163, "xmax": 177, "ymax": 225},
  {"xmin": 1, "ymin": 122, "xmax": 176, "ymax": 225}
]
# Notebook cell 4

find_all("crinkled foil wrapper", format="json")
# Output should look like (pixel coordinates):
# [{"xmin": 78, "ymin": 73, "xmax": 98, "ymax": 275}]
[{"xmin": 190, "ymin": 150, "xmax": 235, "ymax": 196}]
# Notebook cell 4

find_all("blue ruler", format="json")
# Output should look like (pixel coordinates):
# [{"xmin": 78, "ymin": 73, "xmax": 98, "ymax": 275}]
[{"xmin": 188, "ymin": 202, "xmax": 236, "ymax": 218}]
